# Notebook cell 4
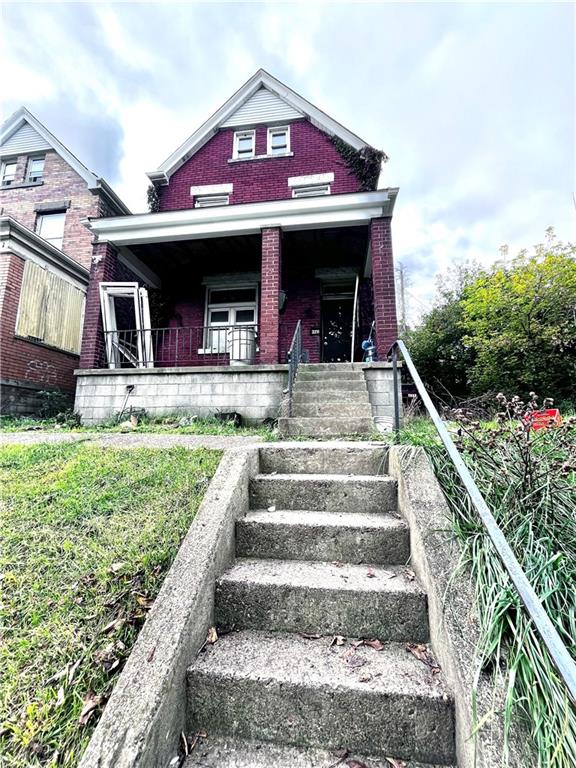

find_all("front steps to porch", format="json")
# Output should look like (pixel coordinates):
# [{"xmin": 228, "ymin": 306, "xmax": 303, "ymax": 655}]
[
  {"xmin": 185, "ymin": 445, "xmax": 456, "ymax": 767},
  {"xmin": 278, "ymin": 363, "xmax": 376, "ymax": 437}
]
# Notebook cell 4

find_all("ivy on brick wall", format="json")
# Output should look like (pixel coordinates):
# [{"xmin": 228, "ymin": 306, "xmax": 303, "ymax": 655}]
[
  {"xmin": 147, "ymin": 184, "xmax": 160, "ymax": 213},
  {"xmin": 330, "ymin": 136, "xmax": 388, "ymax": 191}
]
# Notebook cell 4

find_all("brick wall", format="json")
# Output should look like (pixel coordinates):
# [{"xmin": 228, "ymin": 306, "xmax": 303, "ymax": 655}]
[
  {"xmin": 158, "ymin": 120, "xmax": 361, "ymax": 211},
  {"xmin": 79, "ymin": 242, "xmax": 119, "ymax": 368},
  {"xmin": 370, "ymin": 217, "xmax": 398, "ymax": 358},
  {"xmin": 259, "ymin": 228, "xmax": 282, "ymax": 363},
  {"xmin": 0, "ymin": 150, "xmax": 116, "ymax": 270},
  {"xmin": 0, "ymin": 252, "xmax": 79, "ymax": 404}
]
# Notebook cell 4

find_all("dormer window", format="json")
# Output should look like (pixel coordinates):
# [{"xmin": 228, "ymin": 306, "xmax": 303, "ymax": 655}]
[
  {"xmin": 233, "ymin": 130, "xmax": 255, "ymax": 160},
  {"xmin": 1, "ymin": 160, "xmax": 17, "ymax": 186},
  {"xmin": 267, "ymin": 126, "xmax": 290, "ymax": 156},
  {"xmin": 27, "ymin": 156, "xmax": 45, "ymax": 183}
]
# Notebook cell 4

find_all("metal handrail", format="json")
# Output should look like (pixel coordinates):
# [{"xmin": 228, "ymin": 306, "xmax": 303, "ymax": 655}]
[
  {"xmin": 287, "ymin": 320, "xmax": 303, "ymax": 417},
  {"xmin": 389, "ymin": 339, "xmax": 576, "ymax": 702}
]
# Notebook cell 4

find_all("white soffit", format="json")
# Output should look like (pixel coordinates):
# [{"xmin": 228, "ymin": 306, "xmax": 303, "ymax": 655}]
[
  {"xmin": 147, "ymin": 69, "xmax": 374, "ymax": 183},
  {"xmin": 1, "ymin": 121, "xmax": 50, "ymax": 156},
  {"xmin": 221, "ymin": 87, "xmax": 302, "ymax": 128}
]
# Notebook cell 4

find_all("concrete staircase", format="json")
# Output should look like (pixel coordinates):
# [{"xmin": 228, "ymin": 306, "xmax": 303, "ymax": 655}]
[
  {"xmin": 278, "ymin": 363, "xmax": 374, "ymax": 437},
  {"xmin": 185, "ymin": 445, "xmax": 457, "ymax": 767}
]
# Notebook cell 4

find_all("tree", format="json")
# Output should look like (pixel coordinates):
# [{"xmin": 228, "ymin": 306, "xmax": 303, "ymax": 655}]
[{"xmin": 408, "ymin": 231, "xmax": 576, "ymax": 405}]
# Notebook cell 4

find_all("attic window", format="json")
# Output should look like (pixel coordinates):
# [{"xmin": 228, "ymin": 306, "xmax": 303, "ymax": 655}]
[
  {"xmin": 292, "ymin": 184, "xmax": 331, "ymax": 198},
  {"xmin": 195, "ymin": 194, "xmax": 230, "ymax": 208},
  {"xmin": 27, "ymin": 156, "xmax": 45, "ymax": 183},
  {"xmin": 233, "ymin": 130, "xmax": 255, "ymax": 160},
  {"xmin": 1, "ymin": 160, "xmax": 17, "ymax": 186},
  {"xmin": 267, "ymin": 126, "xmax": 290, "ymax": 156}
]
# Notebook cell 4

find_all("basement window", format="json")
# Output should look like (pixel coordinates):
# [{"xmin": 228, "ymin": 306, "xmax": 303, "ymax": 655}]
[
  {"xmin": 292, "ymin": 183, "xmax": 331, "ymax": 198},
  {"xmin": 267, "ymin": 126, "xmax": 290, "ymax": 156},
  {"xmin": 233, "ymin": 130, "xmax": 255, "ymax": 160},
  {"xmin": 1, "ymin": 160, "xmax": 17, "ymax": 186},
  {"xmin": 27, "ymin": 156, "xmax": 45, "ymax": 183},
  {"xmin": 194, "ymin": 194, "xmax": 230, "ymax": 208}
]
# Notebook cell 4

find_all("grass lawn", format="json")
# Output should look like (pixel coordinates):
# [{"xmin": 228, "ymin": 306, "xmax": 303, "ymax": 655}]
[
  {"xmin": 0, "ymin": 414, "xmax": 276, "ymax": 439},
  {"xmin": 0, "ymin": 443, "xmax": 221, "ymax": 767}
]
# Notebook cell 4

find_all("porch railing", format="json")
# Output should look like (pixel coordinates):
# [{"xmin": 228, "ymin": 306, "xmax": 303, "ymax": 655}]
[
  {"xmin": 286, "ymin": 320, "xmax": 303, "ymax": 417},
  {"xmin": 389, "ymin": 339, "xmax": 576, "ymax": 701},
  {"xmin": 103, "ymin": 325, "xmax": 258, "ymax": 368}
]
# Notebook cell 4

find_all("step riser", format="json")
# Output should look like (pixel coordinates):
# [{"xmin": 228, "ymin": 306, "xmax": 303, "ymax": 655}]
[
  {"xmin": 249, "ymin": 477, "xmax": 397, "ymax": 513},
  {"xmin": 258, "ymin": 446, "xmax": 387, "ymax": 475},
  {"xmin": 278, "ymin": 417, "xmax": 373, "ymax": 437},
  {"xmin": 295, "ymin": 380, "xmax": 368, "ymax": 391},
  {"xmin": 292, "ymin": 402, "xmax": 372, "ymax": 417},
  {"xmin": 187, "ymin": 673, "xmax": 455, "ymax": 763},
  {"xmin": 293, "ymin": 390, "xmax": 370, "ymax": 404},
  {"xmin": 215, "ymin": 581, "xmax": 428, "ymax": 641},
  {"xmin": 299, "ymin": 363, "xmax": 356, "ymax": 370},
  {"xmin": 236, "ymin": 518, "xmax": 409, "ymax": 564},
  {"xmin": 297, "ymin": 371, "xmax": 366, "ymax": 381}
]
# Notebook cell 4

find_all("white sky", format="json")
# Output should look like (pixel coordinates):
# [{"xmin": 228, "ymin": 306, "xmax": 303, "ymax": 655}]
[{"xmin": 1, "ymin": 1, "xmax": 574, "ymax": 324}]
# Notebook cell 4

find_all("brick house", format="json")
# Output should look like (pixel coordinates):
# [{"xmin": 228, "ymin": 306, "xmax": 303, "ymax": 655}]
[
  {"xmin": 0, "ymin": 108, "xmax": 129, "ymax": 415},
  {"xmin": 75, "ymin": 70, "xmax": 399, "ymax": 424}
]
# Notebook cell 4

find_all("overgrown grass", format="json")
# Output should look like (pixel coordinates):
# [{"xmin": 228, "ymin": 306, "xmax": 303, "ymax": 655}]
[
  {"xmin": 0, "ymin": 413, "xmax": 276, "ymax": 439},
  {"xmin": 0, "ymin": 443, "xmax": 221, "ymax": 767},
  {"xmin": 397, "ymin": 407, "xmax": 576, "ymax": 767}
]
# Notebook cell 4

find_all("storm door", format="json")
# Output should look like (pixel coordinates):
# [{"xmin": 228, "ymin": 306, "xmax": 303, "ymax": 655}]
[{"xmin": 321, "ymin": 283, "xmax": 355, "ymax": 362}]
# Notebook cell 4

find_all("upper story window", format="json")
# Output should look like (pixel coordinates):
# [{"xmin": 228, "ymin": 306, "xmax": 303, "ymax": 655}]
[
  {"xmin": 289, "ymin": 172, "xmax": 333, "ymax": 198},
  {"xmin": 27, "ymin": 156, "xmax": 45, "ymax": 183},
  {"xmin": 195, "ymin": 194, "xmax": 230, "ymax": 208},
  {"xmin": 267, "ymin": 126, "xmax": 290, "ymax": 156},
  {"xmin": 36, "ymin": 211, "xmax": 66, "ymax": 250},
  {"xmin": 1, "ymin": 160, "xmax": 18, "ymax": 186},
  {"xmin": 233, "ymin": 130, "xmax": 255, "ymax": 160}
]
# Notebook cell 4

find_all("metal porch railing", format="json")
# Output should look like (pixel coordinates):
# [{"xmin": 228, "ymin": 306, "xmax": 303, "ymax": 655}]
[
  {"xmin": 286, "ymin": 320, "xmax": 303, "ymax": 417},
  {"xmin": 389, "ymin": 339, "xmax": 576, "ymax": 701},
  {"xmin": 103, "ymin": 325, "xmax": 258, "ymax": 368}
]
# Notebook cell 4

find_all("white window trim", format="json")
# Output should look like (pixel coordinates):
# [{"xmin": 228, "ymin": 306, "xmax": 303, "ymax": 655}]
[
  {"xmin": 199, "ymin": 283, "xmax": 258, "ymax": 354},
  {"xmin": 194, "ymin": 194, "xmax": 230, "ymax": 208},
  {"xmin": 1, "ymin": 159, "xmax": 18, "ymax": 186},
  {"xmin": 292, "ymin": 184, "xmax": 331, "ymax": 198},
  {"xmin": 288, "ymin": 172, "xmax": 334, "ymax": 188},
  {"xmin": 190, "ymin": 183, "xmax": 233, "ymax": 196},
  {"xmin": 27, "ymin": 155, "xmax": 45, "ymax": 183},
  {"xmin": 233, "ymin": 130, "xmax": 255, "ymax": 160},
  {"xmin": 36, "ymin": 211, "xmax": 66, "ymax": 250},
  {"xmin": 267, "ymin": 125, "xmax": 291, "ymax": 156}
]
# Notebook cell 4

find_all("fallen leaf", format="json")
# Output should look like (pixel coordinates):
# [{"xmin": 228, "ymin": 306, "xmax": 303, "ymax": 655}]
[
  {"xmin": 362, "ymin": 638, "xmax": 384, "ymax": 651},
  {"xmin": 405, "ymin": 643, "xmax": 441, "ymax": 674},
  {"xmin": 341, "ymin": 649, "xmax": 367, "ymax": 669},
  {"xmin": 330, "ymin": 635, "xmax": 346, "ymax": 647},
  {"xmin": 206, "ymin": 626, "xmax": 218, "ymax": 644},
  {"xmin": 78, "ymin": 691, "xmax": 102, "ymax": 726},
  {"xmin": 327, "ymin": 749, "xmax": 349, "ymax": 768},
  {"xmin": 300, "ymin": 632, "xmax": 321, "ymax": 640},
  {"xmin": 331, "ymin": 561, "xmax": 345, "ymax": 568},
  {"xmin": 385, "ymin": 759, "xmax": 407, "ymax": 768},
  {"xmin": 366, "ymin": 568, "xmax": 376, "ymax": 578},
  {"xmin": 404, "ymin": 568, "xmax": 416, "ymax": 581},
  {"xmin": 67, "ymin": 657, "xmax": 82, "ymax": 684},
  {"xmin": 347, "ymin": 760, "xmax": 370, "ymax": 768},
  {"xmin": 109, "ymin": 561, "xmax": 126, "ymax": 573},
  {"xmin": 102, "ymin": 616, "xmax": 125, "ymax": 635},
  {"xmin": 55, "ymin": 686, "xmax": 65, "ymax": 707},
  {"xmin": 359, "ymin": 674, "xmax": 372, "ymax": 682}
]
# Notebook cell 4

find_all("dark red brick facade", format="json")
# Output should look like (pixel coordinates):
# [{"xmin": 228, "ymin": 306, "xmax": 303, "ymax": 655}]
[
  {"xmin": 158, "ymin": 120, "xmax": 361, "ymax": 211},
  {"xmin": 79, "ymin": 243, "xmax": 118, "ymax": 369},
  {"xmin": 370, "ymin": 217, "xmax": 398, "ymax": 357}
]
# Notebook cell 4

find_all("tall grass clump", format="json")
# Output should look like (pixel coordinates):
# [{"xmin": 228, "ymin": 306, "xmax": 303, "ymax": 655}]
[{"xmin": 425, "ymin": 394, "xmax": 576, "ymax": 767}]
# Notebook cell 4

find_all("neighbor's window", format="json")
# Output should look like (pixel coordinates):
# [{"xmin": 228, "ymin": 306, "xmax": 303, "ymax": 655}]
[
  {"xmin": 36, "ymin": 212, "xmax": 66, "ymax": 250},
  {"xmin": 233, "ymin": 130, "xmax": 255, "ymax": 160},
  {"xmin": 194, "ymin": 194, "xmax": 230, "ymax": 208},
  {"xmin": 1, "ymin": 160, "xmax": 17, "ymax": 186},
  {"xmin": 267, "ymin": 126, "xmax": 290, "ymax": 156},
  {"xmin": 16, "ymin": 260, "xmax": 85, "ymax": 354},
  {"xmin": 27, "ymin": 156, "xmax": 45, "ymax": 183},
  {"xmin": 205, "ymin": 285, "xmax": 257, "ymax": 351},
  {"xmin": 292, "ymin": 183, "xmax": 331, "ymax": 198}
]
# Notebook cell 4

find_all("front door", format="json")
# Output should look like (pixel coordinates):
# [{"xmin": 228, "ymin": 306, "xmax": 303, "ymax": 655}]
[{"xmin": 321, "ymin": 297, "xmax": 353, "ymax": 362}]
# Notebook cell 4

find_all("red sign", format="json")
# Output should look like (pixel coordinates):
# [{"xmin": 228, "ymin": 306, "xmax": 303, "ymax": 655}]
[{"xmin": 523, "ymin": 409, "xmax": 562, "ymax": 430}]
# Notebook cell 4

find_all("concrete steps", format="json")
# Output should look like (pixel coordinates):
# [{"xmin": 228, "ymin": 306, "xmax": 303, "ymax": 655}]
[
  {"xmin": 278, "ymin": 416, "xmax": 374, "ymax": 436},
  {"xmin": 215, "ymin": 558, "xmax": 428, "ymax": 640},
  {"xmin": 236, "ymin": 508, "xmax": 409, "ymax": 563},
  {"xmin": 292, "ymin": 401, "xmax": 373, "ymax": 417},
  {"xmin": 249, "ymin": 473, "xmax": 397, "ymax": 513},
  {"xmin": 187, "ymin": 631, "xmax": 455, "ymax": 764},
  {"xmin": 186, "ymin": 444, "xmax": 456, "ymax": 765},
  {"xmin": 184, "ymin": 735, "xmax": 455, "ymax": 767},
  {"xmin": 292, "ymin": 388, "xmax": 371, "ymax": 403}
]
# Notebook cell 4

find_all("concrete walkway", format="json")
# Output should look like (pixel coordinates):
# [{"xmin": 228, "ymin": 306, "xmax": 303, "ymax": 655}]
[{"xmin": 0, "ymin": 431, "xmax": 264, "ymax": 450}]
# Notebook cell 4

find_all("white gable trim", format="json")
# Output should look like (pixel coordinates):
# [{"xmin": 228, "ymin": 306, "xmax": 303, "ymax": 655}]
[
  {"xmin": 222, "ymin": 87, "xmax": 302, "ymax": 128},
  {"xmin": 0, "ymin": 108, "xmax": 131, "ymax": 214},
  {"xmin": 288, "ymin": 172, "xmax": 334, "ymax": 188},
  {"xmin": 190, "ymin": 183, "xmax": 233, "ymax": 196},
  {"xmin": 147, "ymin": 69, "xmax": 375, "ymax": 183}
]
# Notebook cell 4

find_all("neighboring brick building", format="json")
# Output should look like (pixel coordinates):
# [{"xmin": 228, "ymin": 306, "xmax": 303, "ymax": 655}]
[
  {"xmin": 75, "ymin": 69, "xmax": 400, "ymax": 424},
  {"xmin": 0, "ymin": 108, "xmax": 129, "ymax": 415}
]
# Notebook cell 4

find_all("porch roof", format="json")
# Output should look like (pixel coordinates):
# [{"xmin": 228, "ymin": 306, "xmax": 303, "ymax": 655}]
[{"xmin": 83, "ymin": 188, "xmax": 398, "ymax": 247}]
